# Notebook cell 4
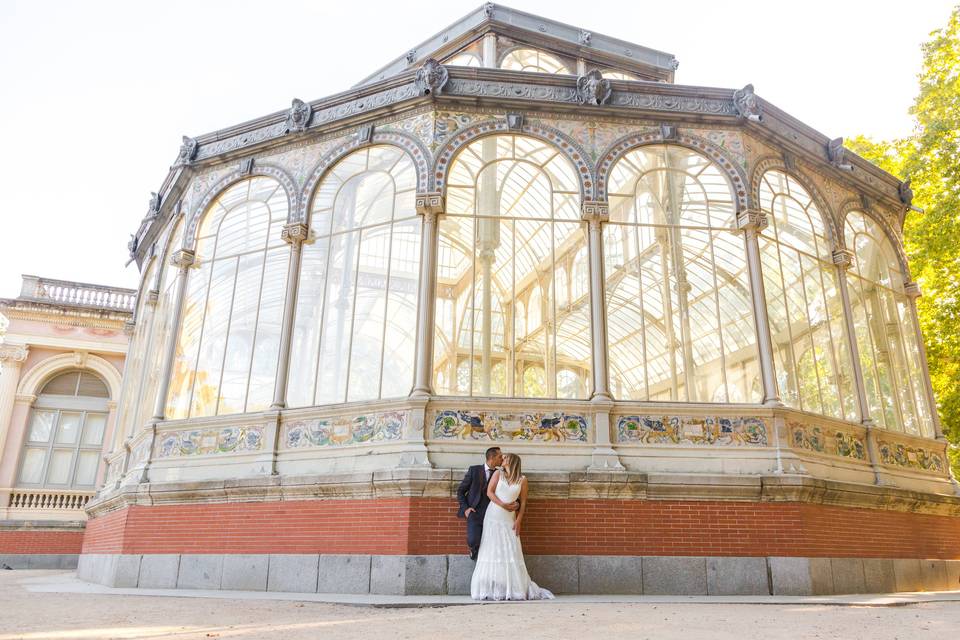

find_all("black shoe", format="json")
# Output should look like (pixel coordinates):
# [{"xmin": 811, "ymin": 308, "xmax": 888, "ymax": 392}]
[{"xmin": 469, "ymin": 550, "xmax": 478, "ymax": 561}]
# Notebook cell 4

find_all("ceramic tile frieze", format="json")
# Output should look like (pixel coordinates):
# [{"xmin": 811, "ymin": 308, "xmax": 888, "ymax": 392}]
[
  {"xmin": 431, "ymin": 410, "xmax": 589, "ymax": 442},
  {"xmin": 878, "ymin": 440, "xmax": 945, "ymax": 473},
  {"xmin": 615, "ymin": 415, "xmax": 768, "ymax": 446},
  {"xmin": 284, "ymin": 411, "xmax": 406, "ymax": 449},
  {"xmin": 789, "ymin": 421, "xmax": 866, "ymax": 460},
  {"xmin": 131, "ymin": 437, "xmax": 152, "ymax": 465},
  {"xmin": 157, "ymin": 426, "xmax": 264, "ymax": 458}
]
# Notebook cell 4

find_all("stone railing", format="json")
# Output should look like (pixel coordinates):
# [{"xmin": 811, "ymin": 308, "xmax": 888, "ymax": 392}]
[
  {"xmin": 19, "ymin": 275, "xmax": 136, "ymax": 312},
  {"xmin": 8, "ymin": 489, "xmax": 94, "ymax": 511}
]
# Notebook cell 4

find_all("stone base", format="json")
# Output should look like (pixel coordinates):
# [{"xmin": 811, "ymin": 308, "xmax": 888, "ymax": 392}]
[
  {"xmin": 0, "ymin": 554, "xmax": 79, "ymax": 570},
  {"xmin": 77, "ymin": 553, "xmax": 960, "ymax": 595}
]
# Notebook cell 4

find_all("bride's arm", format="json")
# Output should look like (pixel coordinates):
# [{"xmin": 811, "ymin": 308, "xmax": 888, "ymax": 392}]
[
  {"xmin": 514, "ymin": 477, "xmax": 529, "ymax": 534},
  {"xmin": 486, "ymin": 470, "xmax": 509, "ymax": 507}
]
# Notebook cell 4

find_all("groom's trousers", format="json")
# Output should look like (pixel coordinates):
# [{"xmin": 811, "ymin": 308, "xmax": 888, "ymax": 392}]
[{"xmin": 467, "ymin": 508, "xmax": 486, "ymax": 558}]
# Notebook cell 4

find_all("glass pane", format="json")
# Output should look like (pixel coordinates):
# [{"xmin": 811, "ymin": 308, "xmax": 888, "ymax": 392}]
[
  {"xmin": 27, "ymin": 410, "xmax": 56, "ymax": 442},
  {"xmin": 41, "ymin": 372, "xmax": 79, "ymax": 396},
  {"xmin": 46, "ymin": 450, "xmax": 73, "ymax": 485},
  {"xmin": 82, "ymin": 413, "xmax": 107, "ymax": 446},
  {"xmin": 74, "ymin": 451, "xmax": 99, "ymax": 486},
  {"xmin": 18, "ymin": 448, "xmax": 46, "ymax": 484},
  {"xmin": 56, "ymin": 412, "xmax": 82, "ymax": 444},
  {"xmin": 77, "ymin": 372, "xmax": 109, "ymax": 398}
]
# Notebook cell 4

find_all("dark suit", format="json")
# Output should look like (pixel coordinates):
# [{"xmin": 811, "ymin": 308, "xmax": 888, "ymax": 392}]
[{"xmin": 457, "ymin": 464, "xmax": 493, "ymax": 558}]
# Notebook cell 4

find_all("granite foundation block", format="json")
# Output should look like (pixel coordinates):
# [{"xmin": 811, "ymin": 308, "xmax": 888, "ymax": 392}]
[
  {"xmin": 267, "ymin": 555, "xmax": 319, "ymax": 593},
  {"xmin": 707, "ymin": 557, "xmax": 768, "ymax": 595},
  {"xmin": 317, "ymin": 555, "xmax": 370, "ymax": 594},
  {"xmin": 920, "ymin": 560, "xmax": 948, "ymax": 591},
  {"xmin": 138, "ymin": 555, "xmax": 180, "ymax": 589},
  {"xmin": 768, "ymin": 557, "xmax": 813, "ymax": 595},
  {"xmin": 862, "ymin": 558, "xmax": 896, "ymax": 593},
  {"xmin": 221, "ymin": 555, "xmax": 269, "ymax": 591},
  {"xmin": 525, "ymin": 555, "xmax": 579, "ymax": 594},
  {"xmin": 831, "ymin": 558, "xmax": 866, "ymax": 595},
  {"xmin": 643, "ymin": 556, "xmax": 707, "ymax": 595},
  {"xmin": 177, "ymin": 554, "xmax": 223, "ymax": 590},
  {"xmin": 578, "ymin": 556, "xmax": 643, "ymax": 595},
  {"xmin": 893, "ymin": 559, "xmax": 924, "ymax": 592}
]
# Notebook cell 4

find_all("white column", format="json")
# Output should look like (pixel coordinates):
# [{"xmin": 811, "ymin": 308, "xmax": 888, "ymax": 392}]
[
  {"xmin": 903, "ymin": 280, "xmax": 944, "ymax": 440},
  {"xmin": 0, "ymin": 344, "xmax": 28, "ymax": 466},
  {"xmin": 411, "ymin": 193, "xmax": 444, "ymax": 398},
  {"xmin": 582, "ymin": 201, "xmax": 623, "ymax": 471},
  {"xmin": 482, "ymin": 33, "xmax": 497, "ymax": 68},
  {"xmin": 152, "ymin": 249, "xmax": 195, "ymax": 420},
  {"xmin": 736, "ymin": 210, "xmax": 781, "ymax": 406},
  {"xmin": 271, "ymin": 222, "xmax": 308, "ymax": 409},
  {"xmin": 833, "ymin": 249, "xmax": 872, "ymax": 424}
]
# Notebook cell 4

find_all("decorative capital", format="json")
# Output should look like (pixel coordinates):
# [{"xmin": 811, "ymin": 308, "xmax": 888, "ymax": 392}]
[
  {"xmin": 575, "ymin": 69, "xmax": 612, "ymax": 106},
  {"xmin": 123, "ymin": 319, "xmax": 136, "ymax": 336},
  {"xmin": 415, "ymin": 192, "xmax": 445, "ymax": 217},
  {"xmin": 14, "ymin": 393, "xmax": 36, "ymax": 405},
  {"xmin": 581, "ymin": 200, "xmax": 609, "ymax": 223},
  {"xmin": 169, "ymin": 248, "xmax": 196, "ymax": 270},
  {"xmin": 146, "ymin": 289, "xmax": 160, "ymax": 306},
  {"xmin": 827, "ymin": 137, "xmax": 853, "ymax": 171},
  {"xmin": 0, "ymin": 343, "xmax": 29, "ymax": 364},
  {"xmin": 831, "ymin": 248, "xmax": 854, "ymax": 269},
  {"xmin": 735, "ymin": 209, "xmax": 768, "ymax": 233},
  {"xmin": 415, "ymin": 59, "xmax": 449, "ymax": 96},
  {"xmin": 175, "ymin": 135, "xmax": 198, "ymax": 166},
  {"xmin": 285, "ymin": 98, "xmax": 312, "ymax": 133},
  {"xmin": 732, "ymin": 84, "xmax": 762, "ymax": 122},
  {"xmin": 281, "ymin": 222, "xmax": 309, "ymax": 245},
  {"xmin": 903, "ymin": 280, "xmax": 922, "ymax": 299}
]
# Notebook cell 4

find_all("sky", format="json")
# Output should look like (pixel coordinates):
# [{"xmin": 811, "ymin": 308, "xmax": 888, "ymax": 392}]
[{"xmin": 0, "ymin": 0, "xmax": 954, "ymax": 297}]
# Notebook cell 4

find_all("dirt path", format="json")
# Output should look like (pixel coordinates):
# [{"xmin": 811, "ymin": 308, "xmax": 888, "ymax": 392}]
[{"xmin": 0, "ymin": 571, "xmax": 957, "ymax": 640}]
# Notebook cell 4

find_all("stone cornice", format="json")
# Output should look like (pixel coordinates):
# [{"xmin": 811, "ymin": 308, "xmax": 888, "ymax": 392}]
[
  {"xmin": 0, "ymin": 298, "xmax": 132, "ymax": 325},
  {"xmin": 86, "ymin": 469, "xmax": 960, "ymax": 519},
  {"xmin": 135, "ymin": 68, "xmax": 906, "ymax": 267}
]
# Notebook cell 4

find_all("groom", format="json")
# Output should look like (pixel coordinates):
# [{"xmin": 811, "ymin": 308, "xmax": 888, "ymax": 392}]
[{"xmin": 457, "ymin": 446, "xmax": 519, "ymax": 560}]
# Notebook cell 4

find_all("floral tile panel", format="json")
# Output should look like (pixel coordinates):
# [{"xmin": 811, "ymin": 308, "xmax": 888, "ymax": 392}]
[
  {"xmin": 432, "ymin": 410, "xmax": 588, "ymax": 442},
  {"xmin": 158, "ymin": 426, "xmax": 264, "ymax": 458},
  {"xmin": 615, "ymin": 415, "xmax": 768, "ymax": 446},
  {"xmin": 789, "ymin": 421, "xmax": 866, "ymax": 460},
  {"xmin": 284, "ymin": 411, "xmax": 406, "ymax": 449},
  {"xmin": 878, "ymin": 440, "xmax": 945, "ymax": 474}
]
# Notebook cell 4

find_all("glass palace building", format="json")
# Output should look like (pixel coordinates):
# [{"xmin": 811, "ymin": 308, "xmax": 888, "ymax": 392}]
[{"xmin": 77, "ymin": 5, "xmax": 960, "ymax": 595}]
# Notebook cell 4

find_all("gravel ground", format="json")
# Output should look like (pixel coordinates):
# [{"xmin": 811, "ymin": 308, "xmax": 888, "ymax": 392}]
[{"xmin": 1, "ymin": 571, "xmax": 958, "ymax": 640}]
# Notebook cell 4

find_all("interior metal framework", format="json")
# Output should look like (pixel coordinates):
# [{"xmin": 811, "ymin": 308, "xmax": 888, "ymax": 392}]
[{"xmin": 99, "ymin": 3, "xmax": 954, "ymax": 501}]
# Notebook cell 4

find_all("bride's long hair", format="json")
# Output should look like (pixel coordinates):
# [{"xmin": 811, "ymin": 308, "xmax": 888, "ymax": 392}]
[{"xmin": 502, "ymin": 453, "xmax": 522, "ymax": 485}]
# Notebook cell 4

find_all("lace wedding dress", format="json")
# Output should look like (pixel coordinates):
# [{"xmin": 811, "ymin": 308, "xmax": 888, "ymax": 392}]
[{"xmin": 470, "ymin": 474, "xmax": 555, "ymax": 601}]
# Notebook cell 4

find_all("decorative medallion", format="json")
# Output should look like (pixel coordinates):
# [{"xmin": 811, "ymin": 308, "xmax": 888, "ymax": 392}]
[
  {"xmin": 285, "ymin": 98, "xmax": 312, "ymax": 133},
  {"xmin": 575, "ymin": 70, "xmax": 612, "ymax": 106},
  {"xmin": 416, "ymin": 59, "xmax": 450, "ymax": 96}
]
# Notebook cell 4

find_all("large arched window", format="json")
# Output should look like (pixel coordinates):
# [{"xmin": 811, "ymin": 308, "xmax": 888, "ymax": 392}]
[
  {"xmin": 165, "ymin": 177, "xmax": 289, "ymax": 419},
  {"xmin": 18, "ymin": 371, "xmax": 108, "ymax": 489},
  {"xmin": 499, "ymin": 48, "xmax": 570, "ymax": 74},
  {"xmin": 116, "ymin": 218, "xmax": 185, "ymax": 437},
  {"xmin": 434, "ymin": 134, "xmax": 590, "ymax": 398},
  {"xmin": 604, "ymin": 145, "xmax": 760, "ymax": 402},
  {"xmin": 287, "ymin": 145, "xmax": 420, "ymax": 406},
  {"xmin": 758, "ymin": 171, "xmax": 856, "ymax": 420},
  {"xmin": 845, "ymin": 211, "xmax": 933, "ymax": 436}
]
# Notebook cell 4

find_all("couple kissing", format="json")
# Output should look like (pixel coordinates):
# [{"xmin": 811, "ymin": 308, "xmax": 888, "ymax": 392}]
[{"xmin": 457, "ymin": 446, "xmax": 554, "ymax": 601}]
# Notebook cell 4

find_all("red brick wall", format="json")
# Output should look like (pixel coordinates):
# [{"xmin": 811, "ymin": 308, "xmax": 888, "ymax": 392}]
[
  {"xmin": 81, "ymin": 498, "xmax": 960, "ymax": 559},
  {"xmin": 0, "ymin": 530, "xmax": 84, "ymax": 554}
]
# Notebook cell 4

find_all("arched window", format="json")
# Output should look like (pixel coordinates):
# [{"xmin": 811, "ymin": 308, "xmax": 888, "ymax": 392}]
[
  {"xmin": 18, "ymin": 371, "xmax": 108, "ymax": 489},
  {"xmin": 116, "ymin": 217, "xmax": 185, "ymax": 437},
  {"xmin": 287, "ymin": 145, "xmax": 420, "ymax": 406},
  {"xmin": 758, "ymin": 170, "xmax": 856, "ymax": 420},
  {"xmin": 165, "ymin": 177, "xmax": 289, "ymax": 418},
  {"xmin": 845, "ymin": 211, "xmax": 933, "ymax": 436},
  {"xmin": 435, "ymin": 134, "xmax": 590, "ymax": 398},
  {"xmin": 604, "ymin": 145, "xmax": 760, "ymax": 402},
  {"xmin": 445, "ymin": 51, "xmax": 482, "ymax": 67},
  {"xmin": 500, "ymin": 48, "xmax": 570, "ymax": 74}
]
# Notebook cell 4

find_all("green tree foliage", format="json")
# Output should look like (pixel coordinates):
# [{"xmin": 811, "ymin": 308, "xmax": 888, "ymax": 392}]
[{"xmin": 848, "ymin": 6, "xmax": 960, "ymax": 474}]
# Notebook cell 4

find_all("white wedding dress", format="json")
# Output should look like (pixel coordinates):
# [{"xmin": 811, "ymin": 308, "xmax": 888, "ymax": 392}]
[{"xmin": 470, "ymin": 474, "xmax": 555, "ymax": 601}]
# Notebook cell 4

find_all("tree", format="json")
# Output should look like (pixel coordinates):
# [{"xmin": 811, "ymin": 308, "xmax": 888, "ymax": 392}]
[{"xmin": 848, "ymin": 6, "xmax": 960, "ymax": 475}]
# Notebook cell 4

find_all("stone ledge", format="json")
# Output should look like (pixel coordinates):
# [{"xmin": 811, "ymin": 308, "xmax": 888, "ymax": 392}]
[
  {"xmin": 76, "ymin": 553, "xmax": 960, "ymax": 596},
  {"xmin": 87, "ymin": 470, "xmax": 960, "ymax": 518}
]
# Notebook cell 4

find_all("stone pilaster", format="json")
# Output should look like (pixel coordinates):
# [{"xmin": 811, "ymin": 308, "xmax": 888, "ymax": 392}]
[{"xmin": 0, "ymin": 344, "xmax": 29, "ymax": 479}]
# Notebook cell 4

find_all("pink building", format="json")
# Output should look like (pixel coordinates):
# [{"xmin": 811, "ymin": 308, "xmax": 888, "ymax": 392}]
[{"xmin": 0, "ymin": 275, "xmax": 133, "ymax": 568}]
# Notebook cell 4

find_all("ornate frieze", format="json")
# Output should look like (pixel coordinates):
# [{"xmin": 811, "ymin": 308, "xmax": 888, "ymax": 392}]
[
  {"xmin": 157, "ymin": 426, "xmax": 264, "ymax": 458},
  {"xmin": 878, "ymin": 440, "xmax": 945, "ymax": 474},
  {"xmin": 431, "ymin": 410, "xmax": 589, "ymax": 442},
  {"xmin": 284, "ymin": 410, "xmax": 406, "ymax": 449},
  {"xmin": 789, "ymin": 421, "xmax": 866, "ymax": 460},
  {"xmin": 615, "ymin": 415, "xmax": 768, "ymax": 446}
]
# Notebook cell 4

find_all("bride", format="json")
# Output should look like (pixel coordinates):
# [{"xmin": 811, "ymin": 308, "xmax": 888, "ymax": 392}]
[{"xmin": 470, "ymin": 452, "xmax": 554, "ymax": 601}]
